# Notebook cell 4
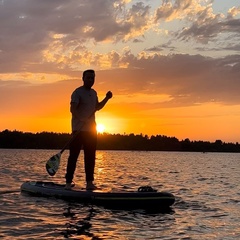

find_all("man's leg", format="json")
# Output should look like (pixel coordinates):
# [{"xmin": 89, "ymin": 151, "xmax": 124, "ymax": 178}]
[
  {"xmin": 65, "ymin": 133, "xmax": 82, "ymax": 186},
  {"xmin": 83, "ymin": 131, "xmax": 97, "ymax": 189}
]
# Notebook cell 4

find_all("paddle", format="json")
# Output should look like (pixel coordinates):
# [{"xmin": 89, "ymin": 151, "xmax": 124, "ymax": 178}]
[{"xmin": 45, "ymin": 112, "xmax": 95, "ymax": 176}]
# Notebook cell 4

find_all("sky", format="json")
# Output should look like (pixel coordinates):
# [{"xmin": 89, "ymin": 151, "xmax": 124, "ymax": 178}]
[{"xmin": 0, "ymin": 0, "xmax": 240, "ymax": 143}]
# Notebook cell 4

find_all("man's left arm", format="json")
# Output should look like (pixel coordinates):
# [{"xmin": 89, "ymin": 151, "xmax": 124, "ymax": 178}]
[{"xmin": 96, "ymin": 91, "xmax": 113, "ymax": 111}]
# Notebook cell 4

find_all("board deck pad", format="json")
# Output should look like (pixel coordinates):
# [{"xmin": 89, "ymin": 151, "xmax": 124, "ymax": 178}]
[{"xmin": 37, "ymin": 181, "xmax": 113, "ymax": 192}]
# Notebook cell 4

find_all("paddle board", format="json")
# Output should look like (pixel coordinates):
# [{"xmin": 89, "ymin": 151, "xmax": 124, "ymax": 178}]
[{"xmin": 21, "ymin": 181, "xmax": 175, "ymax": 210}]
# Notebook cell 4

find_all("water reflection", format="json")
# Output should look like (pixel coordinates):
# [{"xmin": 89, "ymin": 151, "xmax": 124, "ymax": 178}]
[
  {"xmin": 61, "ymin": 203, "xmax": 175, "ymax": 239},
  {"xmin": 62, "ymin": 205, "xmax": 97, "ymax": 239}
]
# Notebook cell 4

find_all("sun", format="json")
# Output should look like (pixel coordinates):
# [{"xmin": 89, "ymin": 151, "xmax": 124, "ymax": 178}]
[{"xmin": 97, "ymin": 123, "xmax": 105, "ymax": 133}]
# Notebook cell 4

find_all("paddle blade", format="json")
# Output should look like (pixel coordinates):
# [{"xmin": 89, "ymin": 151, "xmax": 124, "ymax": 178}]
[{"xmin": 46, "ymin": 152, "xmax": 61, "ymax": 176}]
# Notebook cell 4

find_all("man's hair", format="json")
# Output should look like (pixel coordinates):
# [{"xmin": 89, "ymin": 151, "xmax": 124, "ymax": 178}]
[{"xmin": 83, "ymin": 69, "xmax": 95, "ymax": 79}]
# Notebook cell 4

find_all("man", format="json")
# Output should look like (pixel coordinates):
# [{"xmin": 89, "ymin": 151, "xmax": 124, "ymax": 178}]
[{"xmin": 65, "ymin": 69, "xmax": 112, "ymax": 190}]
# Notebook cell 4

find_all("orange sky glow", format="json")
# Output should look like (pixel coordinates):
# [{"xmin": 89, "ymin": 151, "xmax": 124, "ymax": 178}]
[{"xmin": 0, "ymin": 0, "xmax": 240, "ymax": 143}]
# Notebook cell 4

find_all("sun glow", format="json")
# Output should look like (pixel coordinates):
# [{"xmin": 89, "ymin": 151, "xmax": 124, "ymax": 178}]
[{"xmin": 97, "ymin": 123, "xmax": 105, "ymax": 133}]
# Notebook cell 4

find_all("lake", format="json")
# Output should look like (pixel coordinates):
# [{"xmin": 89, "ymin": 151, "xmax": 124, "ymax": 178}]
[{"xmin": 0, "ymin": 149, "xmax": 239, "ymax": 239}]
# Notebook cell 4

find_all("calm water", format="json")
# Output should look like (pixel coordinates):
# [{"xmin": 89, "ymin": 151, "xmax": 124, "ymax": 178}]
[{"xmin": 0, "ymin": 149, "xmax": 239, "ymax": 239}]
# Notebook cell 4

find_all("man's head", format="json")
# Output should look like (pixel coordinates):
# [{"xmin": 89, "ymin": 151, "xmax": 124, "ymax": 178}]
[{"xmin": 82, "ymin": 69, "xmax": 95, "ymax": 89}]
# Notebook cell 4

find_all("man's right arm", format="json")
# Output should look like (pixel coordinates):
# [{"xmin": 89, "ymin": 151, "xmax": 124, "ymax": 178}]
[{"xmin": 70, "ymin": 102, "xmax": 81, "ymax": 119}]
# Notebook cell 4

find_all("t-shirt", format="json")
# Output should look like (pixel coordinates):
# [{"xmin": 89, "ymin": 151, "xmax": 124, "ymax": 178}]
[{"xmin": 70, "ymin": 86, "xmax": 98, "ymax": 132}]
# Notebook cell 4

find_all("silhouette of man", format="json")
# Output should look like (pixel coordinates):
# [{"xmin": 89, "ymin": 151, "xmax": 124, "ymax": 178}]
[{"xmin": 65, "ymin": 69, "xmax": 112, "ymax": 190}]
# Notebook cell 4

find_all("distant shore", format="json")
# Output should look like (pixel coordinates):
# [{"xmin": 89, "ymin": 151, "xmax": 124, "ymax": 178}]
[{"xmin": 0, "ymin": 129, "xmax": 240, "ymax": 152}]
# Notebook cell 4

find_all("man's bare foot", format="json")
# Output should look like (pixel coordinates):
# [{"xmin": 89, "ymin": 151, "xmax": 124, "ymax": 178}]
[{"xmin": 86, "ymin": 182, "xmax": 97, "ymax": 190}]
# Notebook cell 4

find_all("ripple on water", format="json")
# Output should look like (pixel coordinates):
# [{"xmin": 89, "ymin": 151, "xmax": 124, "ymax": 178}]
[{"xmin": 0, "ymin": 150, "xmax": 240, "ymax": 239}]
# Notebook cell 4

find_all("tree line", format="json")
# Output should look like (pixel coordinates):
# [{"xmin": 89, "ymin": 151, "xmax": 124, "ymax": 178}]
[{"xmin": 0, "ymin": 129, "xmax": 240, "ymax": 152}]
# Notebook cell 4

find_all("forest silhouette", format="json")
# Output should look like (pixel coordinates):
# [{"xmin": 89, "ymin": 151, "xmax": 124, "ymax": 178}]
[{"xmin": 0, "ymin": 129, "xmax": 240, "ymax": 152}]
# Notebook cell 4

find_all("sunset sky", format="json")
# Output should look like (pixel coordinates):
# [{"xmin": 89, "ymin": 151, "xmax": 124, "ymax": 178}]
[{"xmin": 0, "ymin": 0, "xmax": 240, "ymax": 143}]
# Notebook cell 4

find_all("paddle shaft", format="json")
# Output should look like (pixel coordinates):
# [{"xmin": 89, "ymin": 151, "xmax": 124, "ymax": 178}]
[{"xmin": 60, "ymin": 111, "xmax": 96, "ymax": 154}]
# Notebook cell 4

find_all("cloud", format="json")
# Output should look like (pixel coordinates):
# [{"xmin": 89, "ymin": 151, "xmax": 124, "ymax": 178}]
[
  {"xmin": 0, "ymin": 0, "xmax": 240, "ymax": 110},
  {"xmin": 95, "ymin": 52, "xmax": 240, "ymax": 108},
  {"xmin": 154, "ymin": 0, "xmax": 240, "ymax": 44},
  {"xmin": 1, "ymin": 0, "xmax": 239, "ymax": 75},
  {"xmin": 0, "ymin": 0, "xmax": 154, "ymax": 73},
  {"xmin": 145, "ymin": 42, "xmax": 176, "ymax": 52},
  {"xmin": 227, "ymin": 6, "xmax": 240, "ymax": 19},
  {"xmin": 178, "ymin": 18, "xmax": 240, "ymax": 44},
  {"xmin": 154, "ymin": 0, "xmax": 211, "ymax": 22},
  {"xmin": 1, "ymin": 53, "xmax": 239, "ymax": 117}
]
